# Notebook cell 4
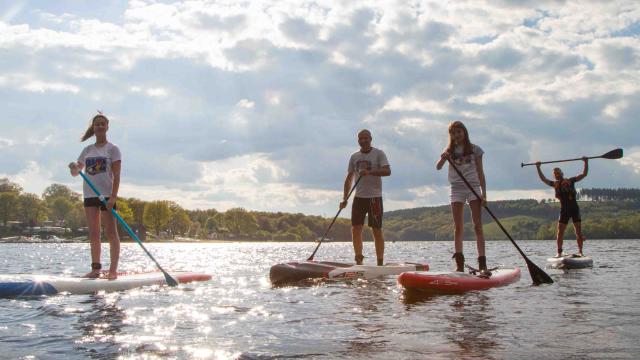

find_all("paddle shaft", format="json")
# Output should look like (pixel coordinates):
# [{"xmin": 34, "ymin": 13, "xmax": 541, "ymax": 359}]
[
  {"xmin": 521, "ymin": 148, "xmax": 623, "ymax": 167},
  {"xmin": 445, "ymin": 158, "xmax": 553, "ymax": 284},
  {"xmin": 522, "ymin": 155, "xmax": 596, "ymax": 167},
  {"xmin": 79, "ymin": 171, "xmax": 178, "ymax": 286},
  {"xmin": 307, "ymin": 176, "xmax": 362, "ymax": 261}
]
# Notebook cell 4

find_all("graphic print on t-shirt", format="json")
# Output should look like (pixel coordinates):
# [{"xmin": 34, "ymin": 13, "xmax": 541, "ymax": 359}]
[
  {"xmin": 451, "ymin": 152, "xmax": 473, "ymax": 166},
  {"xmin": 86, "ymin": 157, "xmax": 108, "ymax": 176}
]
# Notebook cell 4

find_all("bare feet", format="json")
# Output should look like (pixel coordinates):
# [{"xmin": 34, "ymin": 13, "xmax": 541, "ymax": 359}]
[
  {"xmin": 83, "ymin": 270, "xmax": 101, "ymax": 278},
  {"xmin": 107, "ymin": 270, "xmax": 118, "ymax": 280}
]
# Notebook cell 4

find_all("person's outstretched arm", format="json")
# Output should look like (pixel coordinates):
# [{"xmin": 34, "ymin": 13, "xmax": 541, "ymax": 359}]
[
  {"xmin": 575, "ymin": 157, "xmax": 589, "ymax": 182},
  {"xmin": 536, "ymin": 162, "xmax": 553, "ymax": 186}
]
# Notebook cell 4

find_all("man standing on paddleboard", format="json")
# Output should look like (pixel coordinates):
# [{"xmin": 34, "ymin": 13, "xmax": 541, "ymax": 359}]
[
  {"xmin": 535, "ymin": 158, "xmax": 588, "ymax": 257},
  {"xmin": 339, "ymin": 129, "xmax": 391, "ymax": 266}
]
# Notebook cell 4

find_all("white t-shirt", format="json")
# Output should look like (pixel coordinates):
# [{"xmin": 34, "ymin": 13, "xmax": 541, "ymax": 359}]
[
  {"xmin": 77, "ymin": 142, "xmax": 122, "ymax": 198},
  {"xmin": 447, "ymin": 144, "xmax": 483, "ymax": 186},
  {"xmin": 348, "ymin": 147, "xmax": 390, "ymax": 198}
]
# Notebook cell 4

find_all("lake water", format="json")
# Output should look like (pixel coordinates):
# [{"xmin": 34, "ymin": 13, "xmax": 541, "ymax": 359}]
[{"xmin": 0, "ymin": 240, "xmax": 639, "ymax": 359}]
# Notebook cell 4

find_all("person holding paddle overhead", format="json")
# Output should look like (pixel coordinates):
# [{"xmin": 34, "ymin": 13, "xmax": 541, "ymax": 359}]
[
  {"xmin": 535, "ymin": 158, "xmax": 588, "ymax": 257},
  {"xmin": 339, "ymin": 129, "xmax": 391, "ymax": 266},
  {"xmin": 436, "ymin": 121, "xmax": 490, "ymax": 276},
  {"xmin": 69, "ymin": 113, "xmax": 121, "ymax": 280}
]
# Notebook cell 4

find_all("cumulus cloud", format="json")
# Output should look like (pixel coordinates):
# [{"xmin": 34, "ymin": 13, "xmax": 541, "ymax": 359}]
[{"xmin": 0, "ymin": 0, "xmax": 638, "ymax": 215}]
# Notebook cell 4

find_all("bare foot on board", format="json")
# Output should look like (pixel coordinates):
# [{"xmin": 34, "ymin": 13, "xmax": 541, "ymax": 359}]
[
  {"xmin": 83, "ymin": 270, "xmax": 101, "ymax": 279},
  {"xmin": 107, "ymin": 270, "xmax": 118, "ymax": 280}
]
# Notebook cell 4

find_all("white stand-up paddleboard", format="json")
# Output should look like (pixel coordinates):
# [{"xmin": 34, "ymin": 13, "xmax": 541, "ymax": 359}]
[
  {"xmin": 547, "ymin": 254, "xmax": 593, "ymax": 269},
  {"xmin": 0, "ymin": 271, "xmax": 212, "ymax": 297},
  {"xmin": 270, "ymin": 261, "xmax": 429, "ymax": 285}
]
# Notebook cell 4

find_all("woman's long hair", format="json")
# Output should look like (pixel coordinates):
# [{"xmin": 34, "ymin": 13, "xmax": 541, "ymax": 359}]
[
  {"xmin": 446, "ymin": 121, "xmax": 473, "ymax": 156},
  {"xmin": 81, "ymin": 113, "xmax": 109, "ymax": 142}
]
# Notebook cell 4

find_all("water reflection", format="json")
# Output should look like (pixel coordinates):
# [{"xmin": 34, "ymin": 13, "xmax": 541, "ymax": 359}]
[
  {"xmin": 444, "ymin": 294, "xmax": 498, "ymax": 360},
  {"xmin": 74, "ymin": 294, "xmax": 127, "ymax": 359},
  {"xmin": 340, "ymin": 280, "xmax": 394, "ymax": 357},
  {"xmin": 402, "ymin": 290, "xmax": 499, "ymax": 360}
]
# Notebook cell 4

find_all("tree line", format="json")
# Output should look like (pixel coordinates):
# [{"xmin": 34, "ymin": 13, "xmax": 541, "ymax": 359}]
[
  {"xmin": 0, "ymin": 178, "xmax": 352, "ymax": 241},
  {"xmin": 578, "ymin": 188, "xmax": 640, "ymax": 201},
  {"xmin": 2, "ymin": 178, "xmax": 640, "ymax": 241}
]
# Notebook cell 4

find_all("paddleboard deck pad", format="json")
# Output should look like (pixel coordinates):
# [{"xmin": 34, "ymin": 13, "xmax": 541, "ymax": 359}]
[
  {"xmin": 270, "ymin": 261, "xmax": 429, "ymax": 285},
  {"xmin": 547, "ymin": 254, "xmax": 593, "ymax": 269},
  {"xmin": 398, "ymin": 267, "xmax": 520, "ymax": 294},
  {"xmin": 0, "ymin": 271, "xmax": 212, "ymax": 297}
]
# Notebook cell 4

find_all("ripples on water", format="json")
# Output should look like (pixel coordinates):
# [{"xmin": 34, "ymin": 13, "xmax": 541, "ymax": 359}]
[{"xmin": 0, "ymin": 240, "xmax": 639, "ymax": 359}]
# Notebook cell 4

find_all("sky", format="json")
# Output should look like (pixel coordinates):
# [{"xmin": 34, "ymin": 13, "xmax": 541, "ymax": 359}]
[{"xmin": 0, "ymin": 0, "xmax": 638, "ymax": 216}]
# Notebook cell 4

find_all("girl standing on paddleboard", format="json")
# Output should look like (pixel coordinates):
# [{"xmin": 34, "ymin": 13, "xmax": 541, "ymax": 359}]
[
  {"xmin": 69, "ymin": 113, "xmax": 121, "ymax": 280},
  {"xmin": 436, "ymin": 121, "xmax": 490, "ymax": 276}
]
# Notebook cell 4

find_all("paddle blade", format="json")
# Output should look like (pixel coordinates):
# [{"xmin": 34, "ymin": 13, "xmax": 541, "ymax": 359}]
[
  {"xmin": 164, "ymin": 272, "xmax": 179, "ymax": 287},
  {"xmin": 525, "ymin": 258, "xmax": 553, "ymax": 285},
  {"xmin": 601, "ymin": 148, "xmax": 623, "ymax": 160}
]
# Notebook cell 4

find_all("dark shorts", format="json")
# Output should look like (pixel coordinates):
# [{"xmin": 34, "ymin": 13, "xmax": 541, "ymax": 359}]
[
  {"xmin": 559, "ymin": 206, "xmax": 580, "ymax": 224},
  {"xmin": 351, "ymin": 197, "xmax": 383, "ymax": 228},
  {"xmin": 84, "ymin": 197, "xmax": 117, "ymax": 212}
]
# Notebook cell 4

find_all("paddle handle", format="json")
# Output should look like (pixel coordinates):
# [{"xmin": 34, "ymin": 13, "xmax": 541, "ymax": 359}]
[
  {"xmin": 78, "ymin": 171, "xmax": 178, "ymax": 286},
  {"xmin": 521, "ymin": 156, "xmax": 596, "ymax": 167},
  {"xmin": 307, "ymin": 176, "xmax": 362, "ymax": 261}
]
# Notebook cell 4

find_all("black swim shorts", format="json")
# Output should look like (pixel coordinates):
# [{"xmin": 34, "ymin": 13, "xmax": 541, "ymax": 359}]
[
  {"xmin": 83, "ymin": 197, "xmax": 117, "ymax": 212},
  {"xmin": 351, "ymin": 197, "xmax": 383, "ymax": 228}
]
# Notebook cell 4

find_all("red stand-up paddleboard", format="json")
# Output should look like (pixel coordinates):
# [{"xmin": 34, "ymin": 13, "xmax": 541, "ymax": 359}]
[{"xmin": 398, "ymin": 267, "xmax": 520, "ymax": 294}]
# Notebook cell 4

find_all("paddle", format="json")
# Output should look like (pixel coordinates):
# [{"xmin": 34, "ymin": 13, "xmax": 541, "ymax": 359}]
[
  {"xmin": 78, "ymin": 171, "xmax": 179, "ymax": 287},
  {"xmin": 521, "ymin": 148, "xmax": 623, "ymax": 167},
  {"xmin": 446, "ymin": 157, "xmax": 554, "ymax": 285},
  {"xmin": 307, "ymin": 176, "xmax": 362, "ymax": 261}
]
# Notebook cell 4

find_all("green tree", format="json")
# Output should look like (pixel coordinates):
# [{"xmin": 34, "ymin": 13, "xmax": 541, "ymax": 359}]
[
  {"xmin": 0, "ymin": 178, "xmax": 23, "ymax": 193},
  {"xmin": 290, "ymin": 223, "xmax": 313, "ymax": 241},
  {"xmin": 188, "ymin": 221, "xmax": 201, "ymax": 238},
  {"xmin": 169, "ymin": 209, "xmax": 192, "ymax": 237},
  {"xmin": 224, "ymin": 208, "xmax": 259, "ymax": 236},
  {"xmin": 205, "ymin": 213, "xmax": 225, "ymax": 234},
  {"xmin": 18, "ymin": 193, "xmax": 49, "ymax": 226},
  {"xmin": 0, "ymin": 192, "xmax": 19, "ymax": 226},
  {"xmin": 143, "ymin": 201, "xmax": 172, "ymax": 237},
  {"xmin": 126, "ymin": 198, "xmax": 147, "ymax": 225},
  {"xmin": 42, "ymin": 184, "xmax": 80, "ymax": 202},
  {"xmin": 49, "ymin": 197, "xmax": 74, "ymax": 225},
  {"xmin": 64, "ymin": 203, "xmax": 86, "ymax": 230},
  {"xmin": 116, "ymin": 200, "xmax": 135, "ymax": 225}
]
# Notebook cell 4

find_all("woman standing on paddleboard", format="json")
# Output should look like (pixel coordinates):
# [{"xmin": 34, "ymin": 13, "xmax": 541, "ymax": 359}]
[
  {"xmin": 436, "ymin": 121, "xmax": 490, "ymax": 276},
  {"xmin": 68, "ymin": 113, "xmax": 121, "ymax": 280}
]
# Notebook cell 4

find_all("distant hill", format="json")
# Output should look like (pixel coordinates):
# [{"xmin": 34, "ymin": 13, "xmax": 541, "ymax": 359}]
[{"xmin": 384, "ymin": 197, "xmax": 640, "ymax": 241}]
